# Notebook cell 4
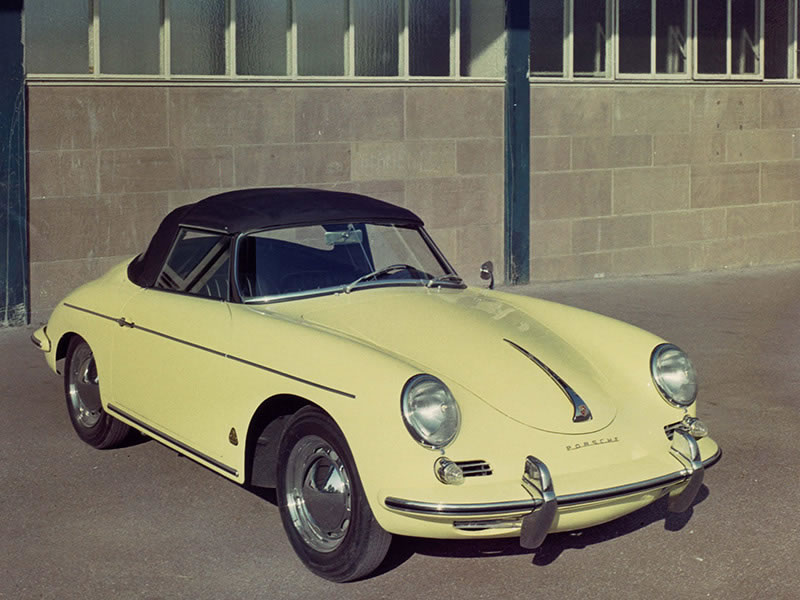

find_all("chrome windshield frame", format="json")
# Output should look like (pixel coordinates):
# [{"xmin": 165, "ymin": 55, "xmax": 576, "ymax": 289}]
[{"xmin": 233, "ymin": 222, "xmax": 464, "ymax": 305}]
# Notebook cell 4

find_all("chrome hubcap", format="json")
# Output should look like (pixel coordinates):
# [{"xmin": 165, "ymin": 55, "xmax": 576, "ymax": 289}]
[
  {"xmin": 285, "ymin": 435, "xmax": 352, "ymax": 552},
  {"xmin": 68, "ymin": 344, "xmax": 102, "ymax": 428}
]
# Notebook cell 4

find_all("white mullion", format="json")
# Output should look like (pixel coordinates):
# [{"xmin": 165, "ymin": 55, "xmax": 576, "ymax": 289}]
[
  {"xmin": 651, "ymin": 0, "xmax": 657, "ymax": 75},
  {"xmin": 605, "ymin": 0, "xmax": 612, "ymax": 77},
  {"xmin": 347, "ymin": 0, "xmax": 355, "ymax": 77},
  {"xmin": 402, "ymin": 0, "xmax": 410, "ymax": 77},
  {"xmin": 90, "ymin": 0, "xmax": 100, "ymax": 76},
  {"xmin": 757, "ymin": 0, "xmax": 764, "ymax": 78},
  {"xmin": 726, "ymin": 0, "xmax": 732, "ymax": 75},
  {"xmin": 692, "ymin": 0, "xmax": 698, "ymax": 78},
  {"xmin": 290, "ymin": 0, "xmax": 298, "ymax": 77},
  {"xmin": 227, "ymin": 0, "xmax": 236, "ymax": 77},
  {"xmin": 792, "ymin": 0, "xmax": 799, "ymax": 78},
  {"xmin": 612, "ymin": 0, "xmax": 619, "ymax": 78},
  {"xmin": 163, "ymin": 0, "xmax": 171, "ymax": 76},
  {"xmin": 566, "ymin": 0, "xmax": 574, "ymax": 78},
  {"xmin": 684, "ymin": 0, "xmax": 691, "ymax": 77},
  {"xmin": 453, "ymin": 0, "xmax": 460, "ymax": 78}
]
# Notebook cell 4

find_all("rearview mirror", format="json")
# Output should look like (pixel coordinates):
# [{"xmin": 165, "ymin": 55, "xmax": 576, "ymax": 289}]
[{"xmin": 480, "ymin": 261, "xmax": 494, "ymax": 290}]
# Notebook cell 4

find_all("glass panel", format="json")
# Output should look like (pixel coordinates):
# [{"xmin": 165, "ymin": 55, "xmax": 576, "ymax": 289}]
[
  {"xmin": 296, "ymin": 0, "xmax": 346, "ymax": 76},
  {"xmin": 530, "ymin": 0, "xmax": 565, "ymax": 77},
  {"xmin": 158, "ymin": 230, "xmax": 231, "ymax": 300},
  {"xmin": 731, "ymin": 0, "xmax": 759, "ymax": 74},
  {"xmin": 460, "ymin": 0, "xmax": 504, "ymax": 76},
  {"xmin": 764, "ymin": 0, "xmax": 788, "ymax": 78},
  {"xmin": 354, "ymin": 0, "xmax": 399, "ymax": 76},
  {"xmin": 574, "ymin": 1, "xmax": 608, "ymax": 77},
  {"xmin": 238, "ymin": 224, "xmax": 451, "ymax": 300},
  {"xmin": 619, "ymin": 0, "xmax": 652, "ymax": 73},
  {"xmin": 170, "ymin": 0, "xmax": 225, "ymax": 75},
  {"xmin": 100, "ymin": 0, "xmax": 160, "ymax": 74},
  {"xmin": 697, "ymin": 0, "xmax": 727, "ymax": 74},
  {"xmin": 409, "ymin": 0, "xmax": 450, "ymax": 76},
  {"xmin": 24, "ymin": 0, "xmax": 89, "ymax": 74},
  {"xmin": 237, "ymin": 0, "xmax": 288, "ymax": 75},
  {"xmin": 656, "ymin": 0, "xmax": 688, "ymax": 74}
]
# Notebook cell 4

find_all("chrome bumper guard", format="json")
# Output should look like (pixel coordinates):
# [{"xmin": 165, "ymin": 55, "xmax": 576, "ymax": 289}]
[{"xmin": 384, "ymin": 430, "xmax": 719, "ymax": 549}]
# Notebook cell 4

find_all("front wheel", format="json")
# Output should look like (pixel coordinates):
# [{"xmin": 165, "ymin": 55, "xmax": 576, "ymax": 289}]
[
  {"xmin": 276, "ymin": 407, "xmax": 391, "ymax": 582},
  {"xmin": 64, "ymin": 336, "xmax": 130, "ymax": 449}
]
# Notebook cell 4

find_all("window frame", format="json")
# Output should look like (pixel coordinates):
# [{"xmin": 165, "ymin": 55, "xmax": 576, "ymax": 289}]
[
  {"xmin": 693, "ymin": 0, "xmax": 765, "ymax": 79},
  {"xmin": 155, "ymin": 226, "xmax": 233, "ymax": 301},
  {"xmin": 614, "ymin": 0, "xmax": 693, "ymax": 80},
  {"xmin": 530, "ymin": 0, "xmax": 614, "ymax": 81}
]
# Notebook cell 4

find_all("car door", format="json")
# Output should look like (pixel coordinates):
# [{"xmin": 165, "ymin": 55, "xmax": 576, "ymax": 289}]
[{"xmin": 110, "ymin": 227, "xmax": 239, "ymax": 476}]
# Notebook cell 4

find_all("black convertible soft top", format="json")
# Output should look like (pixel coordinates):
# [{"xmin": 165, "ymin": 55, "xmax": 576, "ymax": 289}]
[{"xmin": 127, "ymin": 187, "xmax": 424, "ymax": 288}]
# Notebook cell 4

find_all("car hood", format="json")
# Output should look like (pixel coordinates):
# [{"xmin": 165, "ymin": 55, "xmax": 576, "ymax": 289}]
[{"xmin": 283, "ymin": 288, "xmax": 618, "ymax": 434}]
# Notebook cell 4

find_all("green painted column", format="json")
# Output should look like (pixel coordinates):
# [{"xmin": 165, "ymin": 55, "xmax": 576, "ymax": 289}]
[
  {"xmin": 0, "ymin": 1, "xmax": 28, "ymax": 327},
  {"xmin": 504, "ymin": 0, "xmax": 531, "ymax": 285}
]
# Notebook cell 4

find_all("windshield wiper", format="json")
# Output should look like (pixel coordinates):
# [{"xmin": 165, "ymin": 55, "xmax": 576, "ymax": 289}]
[
  {"xmin": 426, "ymin": 274, "xmax": 464, "ymax": 288},
  {"xmin": 344, "ymin": 264, "xmax": 419, "ymax": 294}
]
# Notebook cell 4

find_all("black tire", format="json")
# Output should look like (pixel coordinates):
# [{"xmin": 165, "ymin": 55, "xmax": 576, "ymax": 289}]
[
  {"xmin": 64, "ymin": 336, "xmax": 130, "ymax": 449},
  {"xmin": 276, "ymin": 406, "xmax": 392, "ymax": 582}
]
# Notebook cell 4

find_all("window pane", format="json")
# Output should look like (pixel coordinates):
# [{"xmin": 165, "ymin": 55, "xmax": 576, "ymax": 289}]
[
  {"xmin": 697, "ymin": 0, "xmax": 727, "ymax": 74},
  {"xmin": 409, "ymin": 0, "xmax": 450, "ymax": 76},
  {"xmin": 170, "ymin": 0, "xmax": 225, "ymax": 75},
  {"xmin": 656, "ymin": 0, "xmax": 687, "ymax": 74},
  {"xmin": 619, "ymin": 0, "xmax": 651, "ymax": 73},
  {"xmin": 460, "ymin": 0, "xmax": 504, "ymax": 76},
  {"xmin": 24, "ymin": 0, "xmax": 89, "ymax": 74},
  {"xmin": 354, "ymin": 0, "xmax": 399, "ymax": 76},
  {"xmin": 731, "ymin": 0, "xmax": 758, "ymax": 74},
  {"xmin": 237, "ymin": 0, "xmax": 288, "ymax": 75},
  {"xmin": 530, "ymin": 0, "xmax": 565, "ymax": 77},
  {"xmin": 296, "ymin": 0, "xmax": 346, "ymax": 76},
  {"xmin": 100, "ymin": 0, "xmax": 160, "ymax": 74},
  {"xmin": 158, "ymin": 230, "xmax": 230, "ymax": 300},
  {"xmin": 574, "ymin": 1, "xmax": 607, "ymax": 76},
  {"xmin": 764, "ymin": 0, "xmax": 788, "ymax": 78}
]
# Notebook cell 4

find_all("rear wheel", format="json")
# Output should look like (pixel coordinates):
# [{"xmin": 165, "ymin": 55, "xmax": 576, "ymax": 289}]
[
  {"xmin": 277, "ymin": 407, "xmax": 391, "ymax": 582},
  {"xmin": 64, "ymin": 336, "xmax": 130, "ymax": 449}
]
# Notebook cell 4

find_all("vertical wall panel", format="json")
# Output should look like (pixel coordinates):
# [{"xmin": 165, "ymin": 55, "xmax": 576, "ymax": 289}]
[{"xmin": 1, "ymin": 0, "xmax": 28, "ymax": 326}]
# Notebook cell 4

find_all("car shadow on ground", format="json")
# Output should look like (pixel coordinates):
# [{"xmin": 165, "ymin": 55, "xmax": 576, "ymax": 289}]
[{"xmin": 374, "ymin": 486, "xmax": 710, "ymax": 575}]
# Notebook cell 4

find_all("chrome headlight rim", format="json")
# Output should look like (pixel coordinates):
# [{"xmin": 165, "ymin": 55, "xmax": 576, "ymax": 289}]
[
  {"xmin": 401, "ymin": 374, "xmax": 461, "ymax": 450},
  {"xmin": 650, "ymin": 343, "xmax": 698, "ymax": 408}
]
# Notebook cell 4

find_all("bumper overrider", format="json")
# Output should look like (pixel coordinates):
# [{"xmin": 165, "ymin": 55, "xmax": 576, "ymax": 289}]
[{"xmin": 384, "ymin": 430, "xmax": 721, "ymax": 549}]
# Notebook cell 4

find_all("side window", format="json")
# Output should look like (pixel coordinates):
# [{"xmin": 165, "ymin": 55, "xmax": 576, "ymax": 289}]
[{"xmin": 156, "ymin": 228, "xmax": 231, "ymax": 300}]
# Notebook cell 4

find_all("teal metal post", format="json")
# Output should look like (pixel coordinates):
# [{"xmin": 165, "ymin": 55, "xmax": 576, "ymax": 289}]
[
  {"xmin": 504, "ymin": 0, "xmax": 531, "ymax": 284},
  {"xmin": 0, "ymin": 1, "xmax": 28, "ymax": 326}
]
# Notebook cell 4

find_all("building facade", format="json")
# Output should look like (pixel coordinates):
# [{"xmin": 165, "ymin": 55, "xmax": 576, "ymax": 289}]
[{"xmin": 5, "ymin": 0, "xmax": 800, "ymax": 324}]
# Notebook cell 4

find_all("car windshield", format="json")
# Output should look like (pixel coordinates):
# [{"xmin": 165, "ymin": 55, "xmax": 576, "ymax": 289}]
[{"xmin": 236, "ymin": 223, "xmax": 461, "ymax": 302}]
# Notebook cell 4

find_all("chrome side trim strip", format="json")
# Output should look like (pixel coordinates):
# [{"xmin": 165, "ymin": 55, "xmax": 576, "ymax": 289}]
[
  {"xmin": 64, "ymin": 303, "xmax": 355, "ymax": 399},
  {"xmin": 504, "ymin": 338, "xmax": 592, "ymax": 423},
  {"xmin": 384, "ymin": 446, "xmax": 722, "ymax": 518},
  {"xmin": 107, "ymin": 403, "xmax": 238, "ymax": 477}
]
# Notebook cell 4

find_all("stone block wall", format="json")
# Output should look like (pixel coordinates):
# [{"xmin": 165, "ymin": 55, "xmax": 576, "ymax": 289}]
[
  {"xmin": 26, "ymin": 84, "xmax": 504, "ymax": 321},
  {"xmin": 530, "ymin": 84, "xmax": 800, "ymax": 281}
]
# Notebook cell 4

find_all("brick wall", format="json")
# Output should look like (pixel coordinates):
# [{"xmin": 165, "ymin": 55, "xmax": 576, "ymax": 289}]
[
  {"xmin": 26, "ymin": 84, "xmax": 505, "ymax": 321},
  {"xmin": 530, "ymin": 84, "xmax": 800, "ymax": 280}
]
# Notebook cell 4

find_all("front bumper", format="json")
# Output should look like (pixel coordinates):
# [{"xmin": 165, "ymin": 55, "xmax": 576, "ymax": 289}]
[
  {"xmin": 30, "ymin": 326, "xmax": 51, "ymax": 353},
  {"xmin": 384, "ymin": 431, "xmax": 721, "ymax": 548}
]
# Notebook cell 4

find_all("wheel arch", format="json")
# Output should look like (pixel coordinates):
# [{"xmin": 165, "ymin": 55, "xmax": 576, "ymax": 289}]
[
  {"xmin": 55, "ymin": 331, "xmax": 81, "ymax": 373},
  {"xmin": 246, "ymin": 393, "xmax": 324, "ymax": 488}
]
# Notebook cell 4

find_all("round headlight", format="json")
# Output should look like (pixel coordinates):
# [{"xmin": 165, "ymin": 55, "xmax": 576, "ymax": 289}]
[
  {"xmin": 651, "ymin": 343, "xmax": 698, "ymax": 407},
  {"xmin": 401, "ymin": 375, "xmax": 460, "ymax": 449}
]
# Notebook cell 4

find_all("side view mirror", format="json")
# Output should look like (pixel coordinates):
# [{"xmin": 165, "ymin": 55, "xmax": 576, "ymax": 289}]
[{"xmin": 480, "ymin": 261, "xmax": 494, "ymax": 290}]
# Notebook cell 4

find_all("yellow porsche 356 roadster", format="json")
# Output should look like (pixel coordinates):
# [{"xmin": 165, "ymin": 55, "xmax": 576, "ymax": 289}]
[{"xmin": 32, "ymin": 188, "xmax": 720, "ymax": 581}]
